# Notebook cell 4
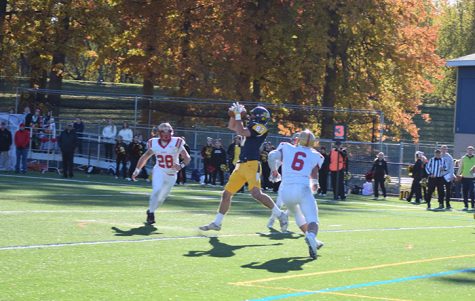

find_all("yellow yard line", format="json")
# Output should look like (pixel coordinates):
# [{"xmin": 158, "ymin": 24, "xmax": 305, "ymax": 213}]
[{"xmin": 230, "ymin": 253, "xmax": 475, "ymax": 286}]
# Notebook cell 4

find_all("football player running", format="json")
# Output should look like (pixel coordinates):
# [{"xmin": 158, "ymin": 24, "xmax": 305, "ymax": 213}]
[
  {"xmin": 199, "ymin": 103, "xmax": 288, "ymax": 232},
  {"xmin": 266, "ymin": 132, "xmax": 300, "ymax": 229},
  {"xmin": 132, "ymin": 123, "xmax": 191, "ymax": 225},
  {"xmin": 268, "ymin": 129, "xmax": 324, "ymax": 260}
]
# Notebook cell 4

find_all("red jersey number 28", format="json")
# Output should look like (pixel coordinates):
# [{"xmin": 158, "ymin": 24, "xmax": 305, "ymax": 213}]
[
  {"xmin": 291, "ymin": 152, "xmax": 307, "ymax": 171},
  {"xmin": 157, "ymin": 154, "xmax": 174, "ymax": 168}
]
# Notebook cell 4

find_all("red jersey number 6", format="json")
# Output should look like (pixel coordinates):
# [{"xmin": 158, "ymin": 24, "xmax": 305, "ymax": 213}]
[{"xmin": 291, "ymin": 152, "xmax": 306, "ymax": 171}]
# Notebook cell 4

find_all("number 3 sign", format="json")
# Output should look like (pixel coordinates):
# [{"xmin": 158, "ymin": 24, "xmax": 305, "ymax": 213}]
[{"xmin": 333, "ymin": 124, "xmax": 347, "ymax": 141}]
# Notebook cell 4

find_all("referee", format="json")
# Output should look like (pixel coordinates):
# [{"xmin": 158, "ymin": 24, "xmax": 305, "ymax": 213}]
[{"xmin": 425, "ymin": 149, "xmax": 447, "ymax": 210}]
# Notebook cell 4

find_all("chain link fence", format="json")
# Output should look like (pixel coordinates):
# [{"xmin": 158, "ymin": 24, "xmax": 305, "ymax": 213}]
[{"xmin": 0, "ymin": 87, "xmax": 453, "ymax": 194}]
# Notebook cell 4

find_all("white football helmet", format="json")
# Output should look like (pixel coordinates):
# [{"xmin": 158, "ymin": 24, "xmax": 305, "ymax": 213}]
[
  {"xmin": 157, "ymin": 122, "xmax": 173, "ymax": 142},
  {"xmin": 298, "ymin": 129, "xmax": 316, "ymax": 147}
]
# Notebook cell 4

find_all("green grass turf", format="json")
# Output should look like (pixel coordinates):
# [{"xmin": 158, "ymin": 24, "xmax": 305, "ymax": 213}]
[{"xmin": 0, "ymin": 171, "xmax": 474, "ymax": 301}]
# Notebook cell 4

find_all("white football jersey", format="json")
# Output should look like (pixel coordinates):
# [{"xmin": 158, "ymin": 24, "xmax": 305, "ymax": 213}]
[
  {"xmin": 279, "ymin": 143, "xmax": 324, "ymax": 185},
  {"xmin": 147, "ymin": 137, "xmax": 185, "ymax": 174}
]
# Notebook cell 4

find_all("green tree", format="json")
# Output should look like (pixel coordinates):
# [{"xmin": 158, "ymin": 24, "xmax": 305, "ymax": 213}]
[{"xmin": 432, "ymin": 0, "xmax": 475, "ymax": 104}]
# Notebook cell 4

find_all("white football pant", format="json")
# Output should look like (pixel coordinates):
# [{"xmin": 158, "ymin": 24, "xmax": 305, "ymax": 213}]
[
  {"xmin": 148, "ymin": 167, "xmax": 177, "ymax": 213},
  {"xmin": 279, "ymin": 183, "xmax": 319, "ymax": 225}
]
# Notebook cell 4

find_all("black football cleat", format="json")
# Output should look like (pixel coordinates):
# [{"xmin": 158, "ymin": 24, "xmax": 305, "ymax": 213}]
[{"xmin": 146, "ymin": 210, "xmax": 155, "ymax": 225}]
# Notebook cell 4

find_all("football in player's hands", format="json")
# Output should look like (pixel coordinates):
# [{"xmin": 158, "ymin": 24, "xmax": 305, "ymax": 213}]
[{"xmin": 228, "ymin": 107, "xmax": 247, "ymax": 118}]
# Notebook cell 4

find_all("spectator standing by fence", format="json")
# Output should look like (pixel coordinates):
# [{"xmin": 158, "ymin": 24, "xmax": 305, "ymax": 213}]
[
  {"xmin": 440, "ymin": 145, "xmax": 455, "ymax": 209},
  {"xmin": 406, "ymin": 151, "xmax": 425, "ymax": 204},
  {"xmin": 118, "ymin": 121, "xmax": 133, "ymax": 144},
  {"xmin": 0, "ymin": 122, "xmax": 12, "ymax": 171},
  {"xmin": 425, "ymin": 149, "xmax": 447, "ymax": 210},
  {"xmin": 23, "ymin": 107, "xmax": 32, "ymax": 127},
  {"xmin": 177, "ymin": 137, "xmax": 191, "ymax": 185},
  {"xmin": 58, "ymin": 123, "xmax": 78, "ymax": 178},
  {"xmin": 260, "ymin": 142, "xmax": 273, "ymax": 190},
  {"xmin": 201, "ymin": 137, "xmax": 214, "ymax": 185},
  {"xmin": 227, "ymin": 135, "xmax": 241, "ymax": 173},
  {"xmin": 457, "ymin": 146, "xmax": 475, "ymax": 211},
  {"xmin": 102, "ymin": 119, "xmax": 117, "ymax": 160},
  {"xmin": 30, "ymin": 108, "xmax": 42, "ymax": 149},
  {"xmin": 371, "ymin": 152, "xmax": 388, "ymax": 200},
  {"xmin": 317, "ymin": 146, "xmax": 329, "ymax": 196},
  {"xmin": 329, "ymin": 141, "xmax": 347, "ymax": 200},
  {"xmin": 211, "ymin": 139, "xmax": 226, "ymax": 186},
  {"xmin": 114, "ymin": 135, "xmax": 128, "ymax": 179},
  {"xmin": 73, "ymin": 117, "xmax": 84, "ymax": 153},
  {"xmin": 14, "ymin": 123, "xmax": 29, "ymax": 174},
  {"xmin": 128, "ymin": 135, "xmax": 145, "ymax": 181}
]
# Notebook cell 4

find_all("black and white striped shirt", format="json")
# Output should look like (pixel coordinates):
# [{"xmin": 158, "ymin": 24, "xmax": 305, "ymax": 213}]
[{"xmin": 425, "ymin": 157, "xmax": 446, "ymax": 177}]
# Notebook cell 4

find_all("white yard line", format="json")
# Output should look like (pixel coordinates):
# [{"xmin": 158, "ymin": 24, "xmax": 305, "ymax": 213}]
[{"xmin": 0, "ymin": 225, "xmax": 472, "ymax": 251}]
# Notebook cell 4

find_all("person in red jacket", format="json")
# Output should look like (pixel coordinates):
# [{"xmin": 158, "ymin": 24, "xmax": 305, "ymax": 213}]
[{"xmin": 14, "ymin": 123, "xmax": 30, "ymax": 173}]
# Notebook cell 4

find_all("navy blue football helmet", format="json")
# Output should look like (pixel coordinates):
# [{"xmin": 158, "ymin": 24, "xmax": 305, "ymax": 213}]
[{"xmin": 250, "ymin": 106, "xmax": 271, "ymax": 124}]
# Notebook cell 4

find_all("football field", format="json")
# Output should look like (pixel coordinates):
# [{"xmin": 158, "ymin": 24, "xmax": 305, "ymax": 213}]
[{"xmin": 0, "ymin": 172, "xmax": 474, "ymax": 301}]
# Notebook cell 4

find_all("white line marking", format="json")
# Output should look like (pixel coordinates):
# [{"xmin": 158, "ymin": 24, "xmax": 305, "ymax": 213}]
[
  {"xmin": 0, "ymin": 225, "xmax": 472, "ymax": 251},
  {"xmin": 0, "ymin": 174, "xmax": 130, "ymax": 187}
]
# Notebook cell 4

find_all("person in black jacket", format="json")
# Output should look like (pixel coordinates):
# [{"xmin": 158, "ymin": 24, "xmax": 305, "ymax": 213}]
[
  {"xmin": 406, "ymin": 151, "xmax": 424, "ymax": 204},
  {"xmin": 317, "ymin": 146, "xmax": 329, "ymax": 196},
  {"xmin": 211, "ymin": 139, "xmax": 226, "ymax": 186},
  {"xmin": 114, "ymin": 135, "xmax": 128, "ymax": 179},
  {"xmin": 0, "ymin": 122, "xmax": 12, "ymax": 171},
  {"xmin": 176, "ymin": 137, "xmax": 191, "ymax": 185},
  {"xmin": 201, "ymin": 137, "xmax": 214, "ymax": 185},
  {"xmin": 58, "ymin": 123, "xmax": 78, "ymax": 178},
  {"xmin": 371, "ymin": 152, "xmax": 388, "ymax": 200},
  {"xmin": 73, "ymin": 117, "xmax": 85, "ymax": 154},
  {"xmin": 127, "ymin": 135, "xmax": 145, "ymax": 181}
]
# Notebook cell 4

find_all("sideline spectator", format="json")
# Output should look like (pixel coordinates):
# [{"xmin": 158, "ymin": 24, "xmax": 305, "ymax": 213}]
[
  {"xmin": 41, "ymin": 117, "xmax": 56, "ymax": 151},
  {"xmin": 0, "ymin": 122, "xmax": 12, "ymax": 171},
  {"xmin": 317, "ymin": 146, "xmax": 329, "ymax": 196},
  {"xmin": 58, "ymin": 123, "xmax": 78, "ymax": 178},
  {"xmin": 371, "ymin": 152, "xmax": 388, "ymax": 200},
  {"xmin": 457, "ymin": 146, "xmax": 475, "ymax": 211},
  {"xmin": 30, "ymin": 108, "xmax": 42, "ymax": 149},
  {"xmin": 201, "ymin": 137, "xmax": 214, "ymax": 185},
  {"xmin": 138, "ymin": 134, "xmax": 149, "ymax": 180},
  {"xmin": 43, "ymin": 110, "xmax": 54, "ymax": 125},
  {"xmin": 440, "ymin": 145, "xmax": 455, "ymax": 210},
  {"xmin": 23, "ymin": 106, "xmax": 32, "ymax": 127},
  {"xmin": 128, "ymin": 135, "xmax": 146, "ymax": 181},
  {"xmin": 73, "ymin": 117, "xmax": 85, "ymax": 153},
  {"xmin": 176, "ymin": 137, "xmax": 191, "ymax": 185},
  {"xmin": 227, "ymin": 135, "xmax": 242, "ymax": 173},
  {"xmin": 406, "ymin": 151, "xmax": 425, "ymax": 204},
  {"xmin": 329, "ymin": 141, "xmax": 348, "ymax": 200},
  {"xmin": 31, "ymin": 108, "xmax": 42, "ymax": 127},
  {"xmin": 425, "ymin": 149, "xmax": 447, "ymax": 210},
  {"xmin": 114, "ymin": 135, "xmax": 128, "ymax": 179},
  {"xmin": 102, "ymin": 119, "xmax": 117, "ymax": 160},
  {"xmin": 260, "ymin": 142, "xmax": 273, "ymax": 190},
  {"xmin": 118, "ymin": 121, "xmax": 133, "ymax": 144},
  {"xmin": 14, "ymin": 123, "xmax": 30, "ymax": 173},
  {"xmin": 211, "ymin": 139, "xmax": 226, "ymax": 186}
]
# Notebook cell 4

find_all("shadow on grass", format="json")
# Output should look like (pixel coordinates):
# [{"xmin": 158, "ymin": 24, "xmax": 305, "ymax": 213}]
[
  {"xmin": 256, "ymin": 228, "xmax": 304, "ymax": 240},
  {"xmin": 184, "ymin": 237, "xmax": 282, "ymax": 258},
  {"xmin": 435, "ymin": 269, "xmax": 475, "ymax": 285},
  {"xmin": 241, "ymin": 256, "xmax": 314, "ymax": 273},
  {"xmin": 111, "ymin": 223, "xmax": 161, "ymax": 236}
]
